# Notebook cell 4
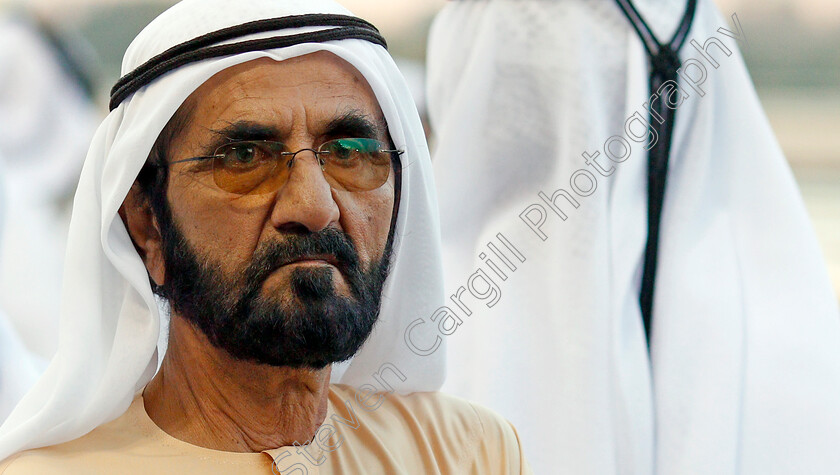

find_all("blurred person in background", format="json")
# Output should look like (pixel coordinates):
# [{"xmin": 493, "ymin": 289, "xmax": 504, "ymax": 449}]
[
  {"xmin": 394, "ymin": 57, "xmax": 431, "ymax": 138},
  {"xmin": 0, "ymin": 6, "xmax": 101, "ymax": 360},
  {"xmin": 0, "ymin": 159, "xmax": 43, "ymax": 422},
  {"xmin": 428, "ymin": 0, "xmax": 840, "ymax": 473},
  {"xmin": 0, "ymin": 314, "xmax": 40, "ymax": 422}
]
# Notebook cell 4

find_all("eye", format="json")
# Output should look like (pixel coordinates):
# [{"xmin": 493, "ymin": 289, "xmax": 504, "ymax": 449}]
[
  {"xmin": 232, "ymin": 144, "xmax": 256, "ymax": 163},
  {"xmin": 323, "ymin": 138, "xmax": 382, "ymax": 162},
  {"xmin": 329, "ymin": 141, "xmax": 357, "ymax": 161},
  {"xmin": 218, "ymin": 141, "xmax": 269, "ymax": 168}
]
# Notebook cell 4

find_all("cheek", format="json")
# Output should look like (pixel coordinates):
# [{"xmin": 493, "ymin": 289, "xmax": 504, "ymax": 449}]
[
  {"xmin": 166, "ymin": 180, "xmax": 273, "ymax": 267},
  {"xmin": 335, "ymin": 182, "xmax": 395, "ymax": 267}
]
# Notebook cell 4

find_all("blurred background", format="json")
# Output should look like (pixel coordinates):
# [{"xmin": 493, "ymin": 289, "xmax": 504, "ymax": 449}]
[{"xmin": 0, "ymin": 0, "xmax": 837, "ymax": 361}]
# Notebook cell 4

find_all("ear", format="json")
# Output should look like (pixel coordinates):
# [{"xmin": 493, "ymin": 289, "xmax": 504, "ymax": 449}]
[{"xmin": 119, "ymin": 184, "xmax": 166, "ymax": 287}]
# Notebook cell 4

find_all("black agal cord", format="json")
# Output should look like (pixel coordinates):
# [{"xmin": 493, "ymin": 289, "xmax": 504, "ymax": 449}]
[
  {"xmin": 613, "ymin": 0, "xmax": 697, "ymax": 347},
  {"xmin": 110, "ymin": 14, "xmax": 387, "ymax": 111}
]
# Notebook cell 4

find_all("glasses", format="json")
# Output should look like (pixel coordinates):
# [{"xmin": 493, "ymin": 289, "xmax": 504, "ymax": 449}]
[{"xmin": 169, "ymin": 138, "xmax": 403, "ymax": 195}]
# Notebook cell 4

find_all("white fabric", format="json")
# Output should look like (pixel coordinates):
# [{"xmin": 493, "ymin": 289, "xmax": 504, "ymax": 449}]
[
  {"xmin": 0, "ymin": 159, "xmax": 45, "ymax": 423},
  {"xmin": 0, "ymin": 15, "xmax": 100, "ymax": 359},
  {"xmin": 393, "ymin": 58, "xmax": 427, "ymax": 119},
  {"xmin": 428, "ymin": 0, "xmax": 840, "ymax": 473},
  {"xmin": 0, "ymin": 311, "xmax": 42, "ymax": 424},
  {"xmin": 0, "ymin": 0, "xmax": 445, "ymax": 459},
  {"xmin": 0, "ymin": 160, "xmax": 44, "ymax": 423}
]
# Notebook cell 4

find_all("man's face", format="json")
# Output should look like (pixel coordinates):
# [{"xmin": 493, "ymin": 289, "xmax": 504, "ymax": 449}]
[{"xmin": 144, "ymin": 52, "xmax": 398, "ymax": 368}]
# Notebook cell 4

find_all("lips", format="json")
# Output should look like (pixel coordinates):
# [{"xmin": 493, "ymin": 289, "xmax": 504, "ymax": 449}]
[{"xmin": 280, "ymin": 254, "xmax": 340, "ymax": 267}]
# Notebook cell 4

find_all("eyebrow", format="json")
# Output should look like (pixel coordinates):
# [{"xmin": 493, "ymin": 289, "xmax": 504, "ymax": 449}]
[
  {"xmin": 323, "ymin": 111, "xmax": 384, "ymax": 140},
  {"xmin": 200, "ymin": 111, "xmax": 386, "ymax": 156},
  {"xmin": 203, "ymin": 121, "xmax": 280, "ymax": 152},
  {"xmin": 191, "ymin": 122, "xmax": 278, "ymax": 159}
]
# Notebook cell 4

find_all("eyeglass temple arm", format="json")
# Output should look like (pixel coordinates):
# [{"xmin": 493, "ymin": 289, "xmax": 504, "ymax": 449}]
[{"xmin": 168, "ymin": 155, "xmax": 224, "ymax": 165}]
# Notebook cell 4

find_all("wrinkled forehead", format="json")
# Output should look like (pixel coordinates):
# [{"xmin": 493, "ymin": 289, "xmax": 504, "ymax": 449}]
[{"xmin": 181, "ymin": 52, "xmax": 387, "ymax": 139}]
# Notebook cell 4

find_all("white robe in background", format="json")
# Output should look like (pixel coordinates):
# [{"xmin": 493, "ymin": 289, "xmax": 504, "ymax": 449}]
[
  {"xmin": 0, "ymin": 15, "xmax": 100, "ymax": 360},
  {"xmin": 428, "ymin": 0, "xmax": 840, "ymax": 473},
  {"xmin": 0, "ymin": 159, "xmax": 44, "ymax": 423}
]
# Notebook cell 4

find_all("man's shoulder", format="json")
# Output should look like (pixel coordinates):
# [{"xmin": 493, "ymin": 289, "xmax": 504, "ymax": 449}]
[
  {"xmin": 328, "ymin": 384, "xmax": 531, "ymax": 473},
  {"xmin": 0, "ymin": 446, "xmax": 70, "ymax": 474},
  {"xmin": 330, "ymin": 382, "xmax": 489, "ymax": 430},
  {"xmin": 385, "ymin": 388, "xmax": 527, "ymax": 453},
  {"xmin": 0, "ymin": 397, "xmax": 149, "ymax": 473},
  {"xmin": 0, "ymin": 426, "xmax": 124, "ymax": 473}
]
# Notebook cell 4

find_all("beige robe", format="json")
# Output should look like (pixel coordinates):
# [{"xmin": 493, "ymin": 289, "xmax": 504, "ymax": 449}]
[{"xmin": 0, "ymin": 384, "xmax": 531, "ymax": 474}]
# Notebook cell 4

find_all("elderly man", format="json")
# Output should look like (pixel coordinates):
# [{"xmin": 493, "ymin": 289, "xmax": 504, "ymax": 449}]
[{"xmin": 0, "ymin": 1, "xmax": 530, "ymax": 473}]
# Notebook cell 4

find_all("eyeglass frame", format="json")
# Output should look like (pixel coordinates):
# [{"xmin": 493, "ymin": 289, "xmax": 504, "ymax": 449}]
[
  {"xmin": 167, "ymin": 138, "xmax": 404, "ymax": 168},
  {"xmin": 162, "ymin": 138, "xmax": 404, "ymax": 194}
]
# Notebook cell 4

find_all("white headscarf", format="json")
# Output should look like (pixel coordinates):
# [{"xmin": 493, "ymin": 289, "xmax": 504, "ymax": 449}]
[
  {"xmin": 0, "ymin": 0, "xmax": 445, "ymax": 459},
  {"xmin": 428, "ymin": 0, "xmax": 840, "ymax": 473}
]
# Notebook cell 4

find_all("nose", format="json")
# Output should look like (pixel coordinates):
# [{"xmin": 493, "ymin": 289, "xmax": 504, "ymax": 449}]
[{"xmin": 269, "ymin": 149, "xmax": 340, "ymax": 233}]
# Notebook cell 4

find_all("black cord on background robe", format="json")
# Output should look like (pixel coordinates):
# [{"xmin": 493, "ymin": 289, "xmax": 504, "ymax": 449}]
[{"xmin": 614, "ymin": 0, "xmax": 698, "ymax": 347}]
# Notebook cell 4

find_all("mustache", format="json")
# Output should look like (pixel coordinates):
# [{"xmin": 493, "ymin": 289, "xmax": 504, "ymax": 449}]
[{"xmin": 243, "ymin": 227, "xmax": 361, "ymax": 286}]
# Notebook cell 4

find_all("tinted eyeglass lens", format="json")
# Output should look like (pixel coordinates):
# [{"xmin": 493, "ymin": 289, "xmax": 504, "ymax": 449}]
[
  {"xmin": 320, "ymin": 138, "xmax": 391, "ymax": 192},
  {"xmin": 213, "ymin": 141, "xmax": 289, "ymax": 195}
]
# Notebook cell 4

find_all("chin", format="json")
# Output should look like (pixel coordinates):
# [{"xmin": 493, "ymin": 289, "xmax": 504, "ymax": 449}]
[{"xmin": 202, "ymin": 267, "xmax": 378, "ymax": 369}]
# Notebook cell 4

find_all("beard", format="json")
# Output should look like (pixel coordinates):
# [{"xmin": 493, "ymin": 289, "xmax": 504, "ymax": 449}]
[{"xmin": 154, "ymin": 214, "xmax": 392, "ymax": 369}]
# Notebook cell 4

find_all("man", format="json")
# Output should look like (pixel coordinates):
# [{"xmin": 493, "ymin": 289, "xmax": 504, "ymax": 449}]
[
  {"xmin": 427, "ymin": 0, "xmax": 840, "ymax": 473},
  {"xmin": 0, "ymin": 0, "xmax": 531, "ymax": 473}
]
